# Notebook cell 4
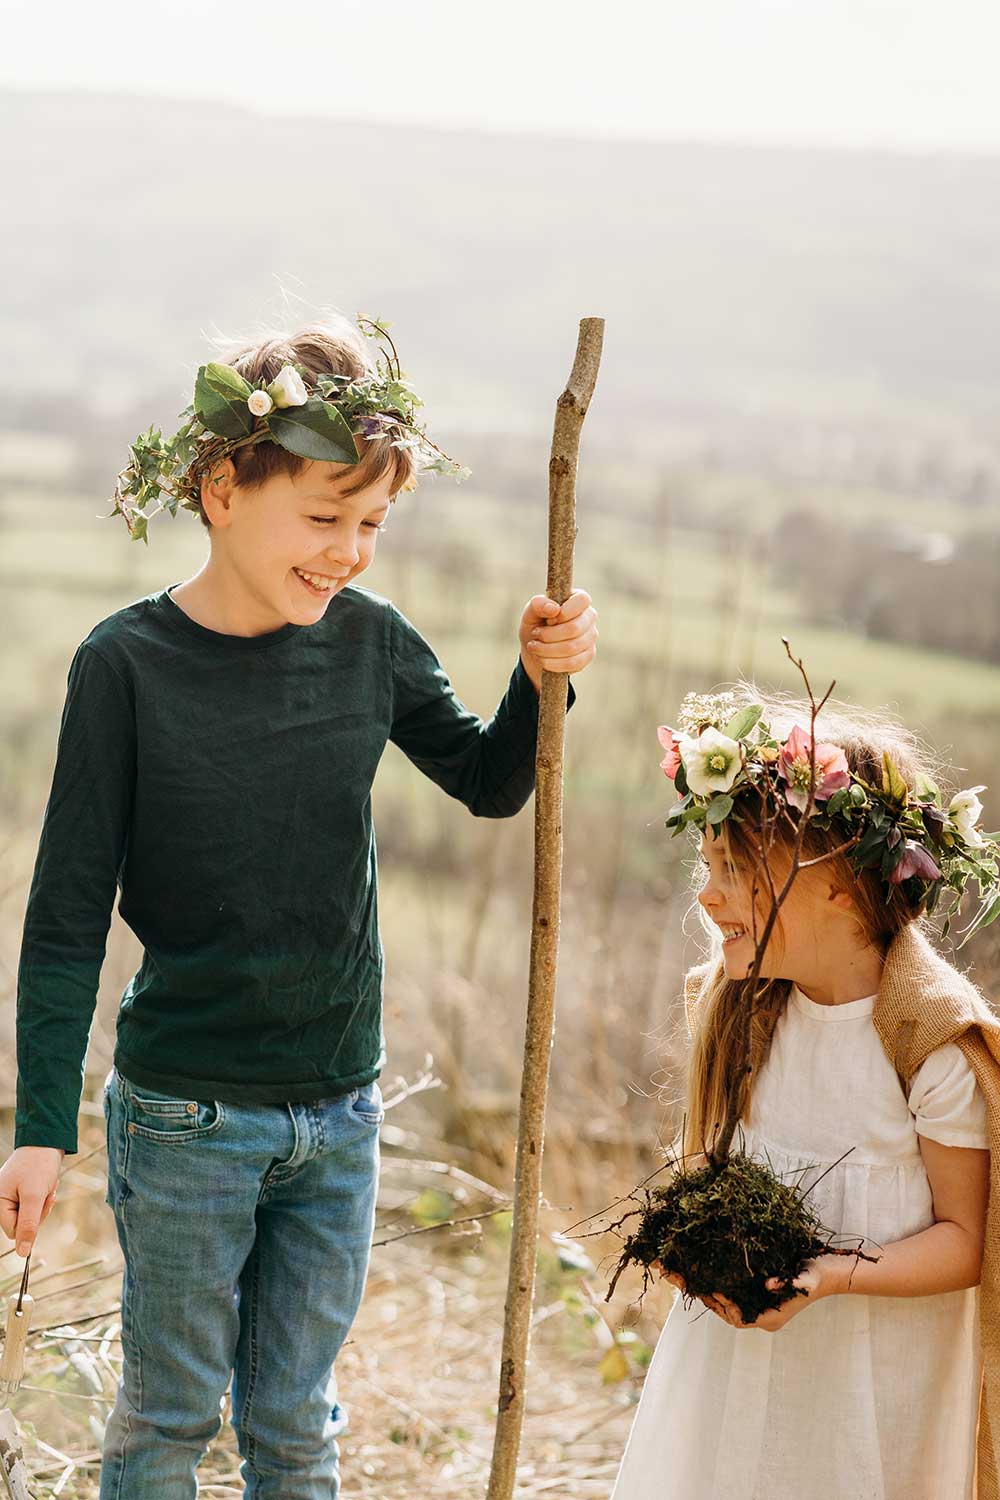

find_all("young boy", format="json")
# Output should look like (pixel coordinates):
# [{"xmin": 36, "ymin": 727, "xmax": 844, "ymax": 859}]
[{"xmin": 0, "ymin": 317, "xmax": 598, "ymax": 1498}]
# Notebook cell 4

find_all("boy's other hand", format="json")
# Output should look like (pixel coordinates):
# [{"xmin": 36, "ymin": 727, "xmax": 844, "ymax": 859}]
[
  {"xmin": 0, "ymin": 1147, "xmax": 64, "ymax": 1257},
  {"xmin": 519, "ymin": 589, "xmax": 598, "ymax": 694}
]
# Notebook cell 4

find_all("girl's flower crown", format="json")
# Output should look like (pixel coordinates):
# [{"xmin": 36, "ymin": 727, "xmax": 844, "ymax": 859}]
[
  {"xmin": 658, "ymin": 690, "xmax": 1000, "ymax": 946},
  {"xmin": 106, "ymin": 315, "xmax": 470, "ymax": 544}
]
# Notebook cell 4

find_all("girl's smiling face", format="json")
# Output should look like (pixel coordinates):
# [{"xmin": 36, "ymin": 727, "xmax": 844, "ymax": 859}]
[
  {"xmin": 695, "ymin": 828, "xmax": 848, "ymax": 984},
  {"xmin": 696, "ymin": 831, "xmax": 761, "ymax": 979},
  {"xmin": 202, "ymin": 455, "xmax": 395, "ymax": 631}
]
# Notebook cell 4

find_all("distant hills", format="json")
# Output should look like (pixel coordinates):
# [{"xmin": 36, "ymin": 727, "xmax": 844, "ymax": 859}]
[{"xmin": 2, "ymin": 86, "xmax": 1000, "ymax": 469}]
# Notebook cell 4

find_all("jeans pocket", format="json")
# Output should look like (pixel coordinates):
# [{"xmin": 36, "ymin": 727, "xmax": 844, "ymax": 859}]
[
  {"xmin": 350, "ymin": 1080, "xmax": 384, "ymax": 1127},
  {"xmin": 121, "ymin": 1075, "xmax": 226, "ymax": 1142}
]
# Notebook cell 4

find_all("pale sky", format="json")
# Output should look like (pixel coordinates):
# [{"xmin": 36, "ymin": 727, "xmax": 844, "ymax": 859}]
[{"xmin": 5, "ymin": 0, "xmax": 1000, "ymax": 153}]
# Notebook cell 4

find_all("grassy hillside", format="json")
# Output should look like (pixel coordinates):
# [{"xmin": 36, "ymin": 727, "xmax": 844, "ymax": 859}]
[{"xmin": 4, "ymin": 466, "xmax": 999, "ymax": 1126}]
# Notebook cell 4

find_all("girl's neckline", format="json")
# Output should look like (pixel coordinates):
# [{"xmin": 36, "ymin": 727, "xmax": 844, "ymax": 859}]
[
  {"xmin": 790, "ymin": 984, "xmax": 878, "ymax": 1021},
  {"xmin": 156, "ymin": 584, "xmax": 305, "ymax": 650}
]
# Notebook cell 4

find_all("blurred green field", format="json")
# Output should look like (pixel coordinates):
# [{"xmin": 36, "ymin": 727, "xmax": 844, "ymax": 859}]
[
  {"xmin": 4, "ymin": 462, "xmax": 1000, "ymax": 1147},
  {"xmin": 5, "ymin": 475, "xmax": 999, "ymax": 795}
]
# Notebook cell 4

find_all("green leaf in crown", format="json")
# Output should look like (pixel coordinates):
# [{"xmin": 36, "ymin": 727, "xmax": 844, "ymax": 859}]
[
  {"xmin": 266, "ymin": 397, "xmax": 359, "ymax": 464},
  {"xmin": 881, "ymin": 750, "xmax": 909, "ymax": 808},
  {"xmin": 722, "ymin": 704, "xmax": 763, "ymax": 741},
  {"xmin": 203, "ymin": 363, "xmax": 254, "ymax": 403},
  {"xmin": 194, "ymin": 363, "xmax": 256, "ymax": 439}
]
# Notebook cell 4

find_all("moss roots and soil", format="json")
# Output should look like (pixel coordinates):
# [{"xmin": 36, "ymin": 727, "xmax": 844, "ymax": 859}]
[{"xmin": 606, "ymin": 1152, "xmax": 878, "ymax": 1325}]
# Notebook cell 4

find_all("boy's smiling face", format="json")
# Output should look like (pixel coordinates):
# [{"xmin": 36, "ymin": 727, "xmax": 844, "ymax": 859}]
[{"xmin": 201, "ymin": 455, "xmax": 395, "ymax": 631}]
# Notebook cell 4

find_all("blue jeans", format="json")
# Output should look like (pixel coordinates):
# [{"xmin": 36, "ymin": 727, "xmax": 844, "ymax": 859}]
[{"xmin": 99, "ymin": 1063, "xmax": 382, "ymax": 1499}]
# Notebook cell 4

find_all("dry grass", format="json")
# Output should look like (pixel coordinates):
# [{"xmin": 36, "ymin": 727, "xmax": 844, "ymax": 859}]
[{"xmin": 0, "ymin": 1080, "xmax": 674, "ymax": 1500}]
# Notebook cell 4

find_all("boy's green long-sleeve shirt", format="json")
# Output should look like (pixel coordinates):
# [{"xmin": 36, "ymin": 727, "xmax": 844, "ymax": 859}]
[{"xmin": 15, "ymin": 582, "xmax": 575, "ymax": 1154}]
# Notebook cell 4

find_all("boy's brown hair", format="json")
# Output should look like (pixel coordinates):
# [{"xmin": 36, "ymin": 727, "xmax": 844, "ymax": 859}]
[{"xmin": 195, "ymin": 317, "xmax": 419, "ymax": 530}]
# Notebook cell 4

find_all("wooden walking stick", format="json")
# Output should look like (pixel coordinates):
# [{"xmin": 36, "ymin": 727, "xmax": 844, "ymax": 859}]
[{"xmin": 486, "ymin": 317, "xmax": 604, "ymax": 1500}]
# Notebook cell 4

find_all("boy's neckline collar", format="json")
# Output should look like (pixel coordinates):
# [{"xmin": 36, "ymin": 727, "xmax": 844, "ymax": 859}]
[{"xmin": 156, "ymin": 584, "xmax": 305, "ymax": 649}]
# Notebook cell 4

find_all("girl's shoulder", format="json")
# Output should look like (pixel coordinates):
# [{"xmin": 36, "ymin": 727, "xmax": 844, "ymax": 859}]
[
  {"xmin": 876, "ymin": 923, "xmax": 1000, "ymax": 1114},
  {"xmin": 906, "ymin": 1040, "xmax": 989, "ymax": 1150}
]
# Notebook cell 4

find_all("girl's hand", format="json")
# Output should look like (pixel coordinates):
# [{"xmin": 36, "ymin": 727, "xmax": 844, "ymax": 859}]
[
  {"xmin": 654, "ymin": 1261, "xmax": 682, "ymax": 1290},
  {"xmin": 704, "ymin": 1258, "xmax": 835, "ymax": 1332},
  {"xmin": 654, "ymin": 1264, "xmax": 739, "ymax": 1323},
  {"xmin": 518, "ymin": 589, "xmax": 598, "ymax": 693},
  {"xmin": 656, "ymin": 1255, "xmax": 837, "ymax": 1332}
]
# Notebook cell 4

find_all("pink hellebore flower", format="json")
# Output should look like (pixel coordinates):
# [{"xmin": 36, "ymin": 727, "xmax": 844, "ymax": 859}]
[
  {"xmin": 657, "ymin": 726, "xmax": 683, "ymax": 781},
  {"xmin": 890, "ymin": 840, "xmax": 943, "ymax": 885},
  {"xmin": 778, "ymin": 725, "xmax": 851, "ymax": 812}
]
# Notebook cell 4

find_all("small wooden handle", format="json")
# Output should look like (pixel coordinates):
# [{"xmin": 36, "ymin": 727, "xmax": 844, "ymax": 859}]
[{"xmin": 0, "ymin": 1293, "xmax": 33, "ymax": 1394}]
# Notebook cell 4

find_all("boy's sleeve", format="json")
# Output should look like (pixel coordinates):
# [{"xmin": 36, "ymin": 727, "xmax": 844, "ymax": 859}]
[
  {"xmin": 388, "ymin": 602, "xmax": 575, "ymax": 819},
  {"xmin": 14, "ymin": 642, "xmax": 136, "ymax": 1155}
]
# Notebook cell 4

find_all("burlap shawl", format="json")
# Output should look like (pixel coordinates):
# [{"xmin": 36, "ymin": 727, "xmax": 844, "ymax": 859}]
[{"xmin": 683, "ymin": 920, "xmax": 1000, "ymax": 1497}]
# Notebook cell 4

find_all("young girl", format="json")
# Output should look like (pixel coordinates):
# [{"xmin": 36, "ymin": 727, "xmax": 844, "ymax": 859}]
[{"xmin": 611, "ymin": 689, "xmax": 1000, "ymax": 1500}]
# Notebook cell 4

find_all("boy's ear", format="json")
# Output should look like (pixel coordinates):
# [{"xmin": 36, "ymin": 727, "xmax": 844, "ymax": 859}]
[{"xmin": 200, "ymin": 456, "xmax": 238, "ymax": 519}]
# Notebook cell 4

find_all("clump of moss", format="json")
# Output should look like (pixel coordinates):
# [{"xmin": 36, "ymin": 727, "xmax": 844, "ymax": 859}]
[{"xmin": 606, "ymin": 1152, "xmax": 876, "ymax": 1325}]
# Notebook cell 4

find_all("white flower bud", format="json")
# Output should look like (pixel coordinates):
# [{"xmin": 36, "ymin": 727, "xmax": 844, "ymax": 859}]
[
  {"xmin": 247, "ymin": 389, "xmax": 274, "ymax": 417},
  {"xmin": 267, "ymin": 366, "xmax": 309, "ymax": 409}
]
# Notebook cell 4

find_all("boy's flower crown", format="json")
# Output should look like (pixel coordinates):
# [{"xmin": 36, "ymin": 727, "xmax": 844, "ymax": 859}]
[
  {"xmin": 107, "ymin": 315, "xmax": 470, "ymax": 544},
  {"xmin": 658, "ymin": 690, "xmax": 1000, "ymax": 945}
]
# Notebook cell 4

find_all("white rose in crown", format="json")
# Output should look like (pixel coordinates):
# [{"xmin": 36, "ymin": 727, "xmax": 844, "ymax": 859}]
[
  {"xmin": 267, "ymin": 365, "xmax": 309, "ymax": 408},
  {"xmin": 247, "ymin": 389, "xmax": 274, "ymax": 417},
  {"xmin": 950, "ymin": 786, "xmax": 987, "ymax": 848}
]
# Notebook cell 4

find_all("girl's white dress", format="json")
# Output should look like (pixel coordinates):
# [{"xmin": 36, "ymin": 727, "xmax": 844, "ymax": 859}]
[{"xmin": 610, "ymin": 984, "xmax": 989, "ymax": 1500}]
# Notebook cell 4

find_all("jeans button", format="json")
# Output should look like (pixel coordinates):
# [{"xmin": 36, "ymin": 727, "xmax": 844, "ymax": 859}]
[{"xmin": 186, "ymin": 1103, "xmax": 197, "ymax": 1114}]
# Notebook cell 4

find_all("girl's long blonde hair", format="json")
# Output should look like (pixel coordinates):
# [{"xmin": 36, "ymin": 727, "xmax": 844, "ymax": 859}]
[{"xmin": 681, "ymin": 683, "xmax": 947, "ymax": 1160}]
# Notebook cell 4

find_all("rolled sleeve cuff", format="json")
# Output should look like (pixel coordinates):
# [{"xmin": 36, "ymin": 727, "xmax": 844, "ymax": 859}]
[{"xmin": 509, "ymin": 658, "xmax": 578, "ymax": 717}]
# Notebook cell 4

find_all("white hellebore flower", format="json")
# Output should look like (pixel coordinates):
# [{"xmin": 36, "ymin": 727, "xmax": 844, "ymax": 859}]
[
  {"xmin": 247, "ymin": 389, "xmax": 274, "ymax": 417},
  {"xmin": 680, "ymin": 727, "xmax": 742, "ymax": 797},
  {"xmin": 949, "ymin": 786, "xmax": 987, "ymax": 848},
  {"xmin": 267, "ymin": 365, "xmax": 309, "ymax": 409}
]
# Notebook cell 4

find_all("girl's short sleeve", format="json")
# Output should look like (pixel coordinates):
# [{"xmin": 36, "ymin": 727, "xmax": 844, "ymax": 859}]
[{"xmin": 906, "ymin": 1041, "xmax": 989, "ymax": 1149}]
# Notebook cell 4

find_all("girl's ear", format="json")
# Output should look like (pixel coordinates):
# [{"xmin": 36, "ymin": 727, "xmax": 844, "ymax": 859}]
[{"xmin": 827, "ymin": 881, "xmax": 855, "ymax": 914}]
